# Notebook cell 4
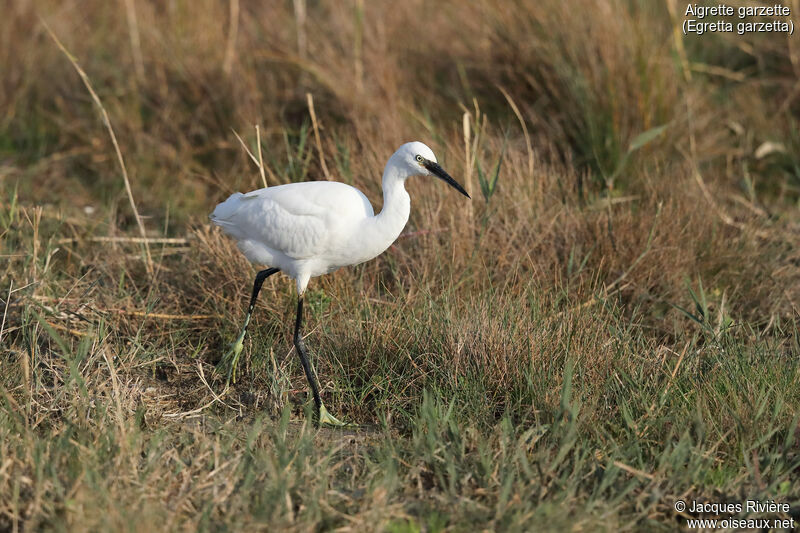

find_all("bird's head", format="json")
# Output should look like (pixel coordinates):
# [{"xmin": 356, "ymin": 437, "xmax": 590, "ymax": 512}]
[{"xmin": 392, "ymin": 141, "xmax": 470, "ymax": 199}]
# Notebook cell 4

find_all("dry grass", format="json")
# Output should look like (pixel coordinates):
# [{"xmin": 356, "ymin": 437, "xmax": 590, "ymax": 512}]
[{"xmin": 2, "ymin": 0, "xmax": 800, "ymax": 530}]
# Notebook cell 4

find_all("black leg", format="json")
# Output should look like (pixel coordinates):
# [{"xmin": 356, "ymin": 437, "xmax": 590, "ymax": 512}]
[
  {"xmin": 242, "ymin": 267, "xmax": 280, "ymax": 338},
  {"xmin": 220, "ymin": 267, "xmax": 280, "ymax": 383},
  {"xmin": 293, "ymin": 297, "xmax": 323, "ymax": 411}
]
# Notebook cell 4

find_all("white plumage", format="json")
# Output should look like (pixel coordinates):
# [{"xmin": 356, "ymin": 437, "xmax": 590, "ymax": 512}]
[
  {"xmin": 211, "ymin": 182, "xmax": 376, "ymax": 288},
  {"xmin": 210, "ymin": 141, "xmax": 469, "ymax": 426}
]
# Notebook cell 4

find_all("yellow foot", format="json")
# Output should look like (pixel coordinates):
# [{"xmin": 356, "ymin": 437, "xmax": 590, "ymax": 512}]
[
  {"xmin": 318, "ymin": 403, "xmax": 357, "ymax": 428},
  {"xmin": 219, "ymin": 334, "xmax": 245, "ymax": 385}
]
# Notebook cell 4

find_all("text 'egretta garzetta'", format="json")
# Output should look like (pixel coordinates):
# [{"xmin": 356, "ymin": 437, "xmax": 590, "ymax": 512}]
[{"xmin": 210, "ymin": 141, "xmax": 470, "ymax": 426}]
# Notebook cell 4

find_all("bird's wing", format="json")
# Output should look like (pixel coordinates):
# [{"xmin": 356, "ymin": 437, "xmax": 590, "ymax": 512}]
[{"xmin": 211, "ymin": 182, "xmax": 374, "ymax": 260}]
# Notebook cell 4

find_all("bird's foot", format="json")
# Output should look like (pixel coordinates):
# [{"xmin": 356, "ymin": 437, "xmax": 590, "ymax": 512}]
[
  {"xmin": 318, "ymin": 403, "xmax": 357, "ymax": 428},
  {"xmin": 219, "ymin": 330, "xmax": 246, "ymax": 385}
]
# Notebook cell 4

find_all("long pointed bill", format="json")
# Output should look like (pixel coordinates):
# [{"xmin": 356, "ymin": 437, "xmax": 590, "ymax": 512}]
[{"xmin": 424, "ymin": 161, "xmax": 471, "ymax": 198}]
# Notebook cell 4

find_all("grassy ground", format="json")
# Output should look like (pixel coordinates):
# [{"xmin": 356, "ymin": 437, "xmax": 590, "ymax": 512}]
[{"xmin": 2, "ymin": 0, "xmax": 800, "ymax": 530}]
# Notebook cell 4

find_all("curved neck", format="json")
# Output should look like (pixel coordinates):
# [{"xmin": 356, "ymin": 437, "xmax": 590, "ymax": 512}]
[
  {"xmin": 377, "ymin": 163, "xmax": 410, "ymax": 225},
  {"xmin": 346, "ymin": 160, "xmax": 411, "ymax": 265}
]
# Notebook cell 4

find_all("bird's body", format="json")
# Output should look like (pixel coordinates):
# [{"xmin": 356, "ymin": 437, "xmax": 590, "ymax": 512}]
[
  {"xmin": 210, "ymin": 179, "xmax": 408, "ymax": 292},
  {"xmin": 210, "ymin": 141, "xmax": 469, "ymax": 426}
]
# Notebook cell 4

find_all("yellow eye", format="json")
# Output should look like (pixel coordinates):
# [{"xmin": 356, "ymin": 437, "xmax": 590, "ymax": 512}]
[{"xmin": 415, "ymin": 155, "xmax": 424, "ymax": 164}]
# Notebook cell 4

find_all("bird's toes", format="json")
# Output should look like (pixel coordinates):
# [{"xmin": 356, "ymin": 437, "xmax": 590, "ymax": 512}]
[
  {"xmin": 217, "ymin": 338, "xmax": 245, "ymax": 384},
  {"xmin": 318, "ymin": 404, "xmax": 356, "ymax": 428}
]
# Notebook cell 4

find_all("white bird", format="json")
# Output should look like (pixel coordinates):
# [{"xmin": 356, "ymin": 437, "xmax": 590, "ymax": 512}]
[{"xmin": 210, "ymin": 141, "xmax": 470, "ymax": 426}]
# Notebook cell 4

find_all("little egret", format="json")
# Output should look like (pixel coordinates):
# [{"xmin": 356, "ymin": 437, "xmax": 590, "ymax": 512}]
[{"xmin": 210, "ymin": 141, "xmax": 469, "ymax": 426}]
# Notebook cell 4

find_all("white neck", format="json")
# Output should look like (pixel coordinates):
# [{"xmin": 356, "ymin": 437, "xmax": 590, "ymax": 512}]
[
  {"xmin": 377, "ymin": 163, "xmax": 411, "ymax": 225},
  {"xmin": 348, "ymin": 161, "xmax": 410, "ymax": 263}
]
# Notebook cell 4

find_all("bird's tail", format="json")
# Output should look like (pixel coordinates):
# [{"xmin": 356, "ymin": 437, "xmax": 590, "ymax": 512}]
[{"xmin": 209, "ymin": 192, "xmax": 245, "ymax": 224}]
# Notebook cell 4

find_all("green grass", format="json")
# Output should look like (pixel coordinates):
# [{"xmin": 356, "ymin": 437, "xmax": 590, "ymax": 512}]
[
  {"xmin": 3, "ymin": 213, "xmax": 798, "ymax": 530},
  {"xmin": 2, "ymin": 0, "xmax": 800, "ymax": 530}
]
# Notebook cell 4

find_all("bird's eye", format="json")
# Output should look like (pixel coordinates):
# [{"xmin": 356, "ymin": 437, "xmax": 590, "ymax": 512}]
[{"xmin": 415, "ymin": 155, "xmax": 424, "ymax": 164}]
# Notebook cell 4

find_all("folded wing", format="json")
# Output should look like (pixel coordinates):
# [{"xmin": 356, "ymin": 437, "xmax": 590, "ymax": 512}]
[{"xmin": 210, "ymin": 181, "xmax": 374, "ymax": 260}]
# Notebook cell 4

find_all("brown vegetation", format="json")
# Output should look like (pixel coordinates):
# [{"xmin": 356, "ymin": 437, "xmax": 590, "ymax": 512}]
[{"xmin": 1, "ymin": 0, "xmax": 799, "ymax": 530}]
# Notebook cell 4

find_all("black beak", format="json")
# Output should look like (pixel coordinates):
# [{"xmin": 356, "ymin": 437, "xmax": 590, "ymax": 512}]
[{"xmin": 423, "ymin": 160, "xmax": 470, "ymax": 199}]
